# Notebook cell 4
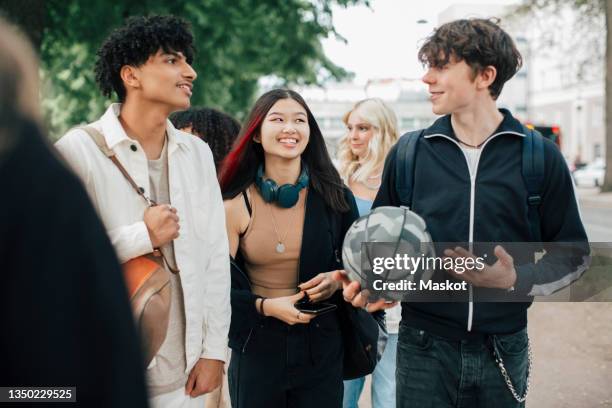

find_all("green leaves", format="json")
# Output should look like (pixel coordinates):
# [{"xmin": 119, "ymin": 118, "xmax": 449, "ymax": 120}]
[{"xmin": 2, "ymin": 0, "xmax": 366, "ymax": 138}]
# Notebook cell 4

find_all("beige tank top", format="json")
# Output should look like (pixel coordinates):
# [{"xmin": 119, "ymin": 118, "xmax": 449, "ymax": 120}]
[{"xmin": 239, "ymin": 185, "xmax": 307, "ymax": 298}]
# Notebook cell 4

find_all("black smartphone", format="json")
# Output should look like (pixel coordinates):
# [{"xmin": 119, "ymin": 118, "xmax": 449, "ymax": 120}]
[{"xmin": 295, "ymin": 301, "xmax": 337, "ymax": 315}]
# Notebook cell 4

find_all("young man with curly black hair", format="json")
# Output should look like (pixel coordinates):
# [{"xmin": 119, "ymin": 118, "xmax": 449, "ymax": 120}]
[
  {"xmin": 55, "ymin": 15, "xmax": 231, "ymax": 408},
  {"xmin": 338, "ymin": 18, "xmax": 589, "ymax": 408}
]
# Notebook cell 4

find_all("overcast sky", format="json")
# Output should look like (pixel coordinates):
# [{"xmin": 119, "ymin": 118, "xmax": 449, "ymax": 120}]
[{"xmin": 322, "ymin": 0, "xmax": 520, "ymax": 84}]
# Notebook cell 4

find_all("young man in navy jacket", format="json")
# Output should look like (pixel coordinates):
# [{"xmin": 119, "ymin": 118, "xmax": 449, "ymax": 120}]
[{"xmin": 338, "ymin": 18, "xmax": 589, "ymax": 408}]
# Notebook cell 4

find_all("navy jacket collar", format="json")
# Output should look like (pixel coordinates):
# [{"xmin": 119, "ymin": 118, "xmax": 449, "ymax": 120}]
[{"xmin": 423, "ymin": 108, "xmax": 526, "ymax": 139}]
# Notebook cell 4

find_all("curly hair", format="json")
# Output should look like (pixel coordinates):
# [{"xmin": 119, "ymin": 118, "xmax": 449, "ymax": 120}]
[
  {"xmin": 418, "ymin": 18, "xmax": 522, "ymax": 100},
  {"xmin": 169, "ymin": 107, "xmax": 240, "ymax": 171},
  {"xmin": 94, "ymin": 15, "xmax": 195, "ymax": 101}
]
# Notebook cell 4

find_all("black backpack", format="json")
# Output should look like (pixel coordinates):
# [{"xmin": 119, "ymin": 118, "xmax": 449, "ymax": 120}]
[{"xmin": 394, "ymin": 125, "xmax": 545, "ymax": 242}]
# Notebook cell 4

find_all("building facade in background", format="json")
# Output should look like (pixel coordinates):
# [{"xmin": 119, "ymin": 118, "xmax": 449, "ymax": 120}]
[
  {"xmin": 296, "ymin": 2, "xmax": 604, "ymax": 164},
  {"xmin": 439, "ymin": 2, "xmax": 604, "ymax": 164},
  {"xmin": 296, "ymin": 79, "xmax": 438, "ymax": 156}
]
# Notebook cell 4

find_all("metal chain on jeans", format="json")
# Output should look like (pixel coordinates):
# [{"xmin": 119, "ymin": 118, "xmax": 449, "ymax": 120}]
[{"xmin": 492, "ymin": 336, "xmax": 532, "ymax": 403}]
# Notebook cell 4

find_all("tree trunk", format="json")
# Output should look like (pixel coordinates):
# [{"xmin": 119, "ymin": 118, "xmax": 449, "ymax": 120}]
[{"xmin": 604, "ymin": 0, "xmax": 612, "ymax": 191}]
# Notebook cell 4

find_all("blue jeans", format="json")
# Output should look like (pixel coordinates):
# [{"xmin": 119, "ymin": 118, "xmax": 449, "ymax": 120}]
[
  {"xmin": 343, "ymin": 333, "xmax": 398, "ymax": 408},
  {"xmin": 396, "ymin": 323, "xmax": 529, "ymax": 408}
]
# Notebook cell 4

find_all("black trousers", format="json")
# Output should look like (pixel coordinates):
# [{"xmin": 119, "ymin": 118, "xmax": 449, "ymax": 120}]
[
  {"xmin": 228, "ymin": 312, "xmax": 343, "ymax": 408},
  {"xmin": 396, "ymin": 323, "xmax": 529, "ymax": 408}
]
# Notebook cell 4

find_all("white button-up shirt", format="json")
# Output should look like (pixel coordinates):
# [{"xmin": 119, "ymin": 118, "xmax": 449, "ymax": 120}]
[{"xmin": 55, "ymin": 104, "xmax": 231, "ymax": 370}]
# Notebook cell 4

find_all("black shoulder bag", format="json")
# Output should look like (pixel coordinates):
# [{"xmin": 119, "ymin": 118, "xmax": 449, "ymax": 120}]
[{"xmin": 327, "ymin": 206, "xmax": 388, "ymax": 380}]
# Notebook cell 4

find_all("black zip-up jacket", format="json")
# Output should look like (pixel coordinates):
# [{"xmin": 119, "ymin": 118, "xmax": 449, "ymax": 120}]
[
  {"xmin": 373, "ymin": 109, "xmax": 590, "ymax": 339},
  {"xmin": 228, "ymin": 186, "xmax": 359, "ymax": 351}
]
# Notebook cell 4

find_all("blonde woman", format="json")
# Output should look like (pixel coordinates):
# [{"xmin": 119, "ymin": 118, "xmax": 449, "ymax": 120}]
[
  {"xmin": 338, "ymin": 98, "xmax": 398, "ymax": 213},
  {"xmin": 338, "ymin": 98, "xmax": 401, "ymax": 408}
]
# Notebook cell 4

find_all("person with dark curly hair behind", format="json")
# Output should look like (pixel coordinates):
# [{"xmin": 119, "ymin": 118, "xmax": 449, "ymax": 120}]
[
  {"xmin": 55, "ymin": 15, "xmax": 231, "ymax": 408},
  {"xmin": 170, "ymin": 107, "xmax": 241, "ymax": 171}
]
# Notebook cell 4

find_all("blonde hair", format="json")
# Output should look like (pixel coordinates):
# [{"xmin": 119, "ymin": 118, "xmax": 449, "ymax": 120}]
[{"xmin": 338, "ymin": 98, "xmax": 398, "ymax": 184}]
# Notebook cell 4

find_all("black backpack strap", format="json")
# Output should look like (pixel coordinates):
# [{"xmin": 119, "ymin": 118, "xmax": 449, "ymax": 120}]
[
  {"xmin": 395, "ymin": 130, "xmax": 424, "ymax": 208},
  {"xmin": 521, "ymin": 125, "xmax": 545, "ymax": 242}
]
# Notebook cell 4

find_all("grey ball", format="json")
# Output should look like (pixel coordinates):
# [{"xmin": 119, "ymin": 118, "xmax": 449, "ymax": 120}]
[{"xmin": 342, "ymin": 206, "xmax": 435, "ymax": 300}]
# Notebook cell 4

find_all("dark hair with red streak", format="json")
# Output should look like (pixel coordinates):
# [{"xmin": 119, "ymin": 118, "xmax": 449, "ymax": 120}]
[{"xmin": 219, "ymin": 88, "xmax": 349, "ymax": 213}]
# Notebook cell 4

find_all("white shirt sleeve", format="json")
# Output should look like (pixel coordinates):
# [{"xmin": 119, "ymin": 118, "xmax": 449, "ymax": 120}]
[
  {"xmin": 55, "ymin": 130, "xmax": 154, "ymax": 264},
  {"xmin": 107, "ymin": 221, "xmax": 154, "ymax": 263},
  {"xmin": 199, "ymin": 161, "xmax": 231, "ymax": 362}
]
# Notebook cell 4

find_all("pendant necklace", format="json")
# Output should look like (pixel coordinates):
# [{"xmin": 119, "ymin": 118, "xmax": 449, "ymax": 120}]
[
  {"xmin": 267, "ymin": 200, "xmax": 300, "ymax": 254},
  {"xmin": 457, "ymin": 135, "xmax": 491, "ymax": 149}
]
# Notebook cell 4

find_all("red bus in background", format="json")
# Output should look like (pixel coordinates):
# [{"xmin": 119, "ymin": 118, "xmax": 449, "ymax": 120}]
[{"xmin": 525, "ymin": 123, "xmax": 561, "ymax": 149}]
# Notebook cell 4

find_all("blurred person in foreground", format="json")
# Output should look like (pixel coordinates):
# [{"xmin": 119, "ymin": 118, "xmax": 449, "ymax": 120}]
[
  {"xmin": 337, "ymin": 98, "xmax": 400, "ymax": 408},
  {"xmin": 170, "ymin": 107, "xmax": 240, "ymax": 172},
  {"xmin": 336, "ymin": 18, "xmax": 589, "ymax": 408},
  {"xmin": 0, "ymin": 16, "xmax": 148, "ymax": 407},
  {"xmin": 54, "ymin": 15, "xmax": 230, "ymax": 407},
  {"xmin": 170, "ymin": 107, "xmax": 240, "ymax": 408}
]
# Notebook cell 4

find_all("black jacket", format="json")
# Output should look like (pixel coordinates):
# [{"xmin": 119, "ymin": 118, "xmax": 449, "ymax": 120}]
[
  {"xmin": 228, "ymin": 186, "xmax": 360, "ymax": 351},
  {"xmin": 374, "ymin": 109, "xmax": 589, "ymax": 338},
  {"xmin": 0, "ymin": 119, "xmax": 148, "ymax": 407}
]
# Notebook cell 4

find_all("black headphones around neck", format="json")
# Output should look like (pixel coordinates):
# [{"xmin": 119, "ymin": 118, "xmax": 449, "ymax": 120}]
[{"xmin": 255, "ymin": 163, "xmax": 309, "ymax": 208}]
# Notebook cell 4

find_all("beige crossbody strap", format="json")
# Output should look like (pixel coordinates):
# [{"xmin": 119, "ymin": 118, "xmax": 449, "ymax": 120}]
[
  {"xmin": 78, "ymin": 126, "xmax": 155, "ymax": 206},
  {"xmin": 77, "ymin": 126, "xmax": 179, "ymax": 274}
]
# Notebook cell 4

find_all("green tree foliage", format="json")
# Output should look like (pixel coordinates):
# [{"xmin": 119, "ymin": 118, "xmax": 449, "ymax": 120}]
[
  {"xmin": 1, "ymin": 0, "xmax": 366, "ymax": 138},
  {"xmin": 515, "ymin": 0, "xmax": 604, "ymax": 16},
  {"xmin": 513, "ymin": 0, "xmax": 604, "ymax": 86}
]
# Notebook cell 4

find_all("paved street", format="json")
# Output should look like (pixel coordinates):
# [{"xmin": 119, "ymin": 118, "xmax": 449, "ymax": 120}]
[
  {"xmin": 579, "ymin": 187, "xmax": 612, "ymax": 242},
  {"xmin": 582, "ymin": 207, "xmax": 612, "ymax": 242}
]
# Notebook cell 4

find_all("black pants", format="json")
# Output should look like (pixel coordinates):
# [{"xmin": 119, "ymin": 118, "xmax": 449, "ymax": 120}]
[
  {"xmin": 228, "ymin": 312, "xmax": 343, "ymax": 408},
  {"xmin": 396, "ymin": 323, "xmax": 529, "ymax": 408}
]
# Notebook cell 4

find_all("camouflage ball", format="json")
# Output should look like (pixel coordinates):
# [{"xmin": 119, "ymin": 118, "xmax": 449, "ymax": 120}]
[{"xmin": 342, "ymin": 206, "xmax": 436, "ymax": 301}]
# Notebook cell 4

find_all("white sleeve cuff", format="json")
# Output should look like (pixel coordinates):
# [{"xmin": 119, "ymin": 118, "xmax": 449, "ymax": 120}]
[{"xmin": 110, "ymin": 221, "xmax": 154, "ymax": 263}]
